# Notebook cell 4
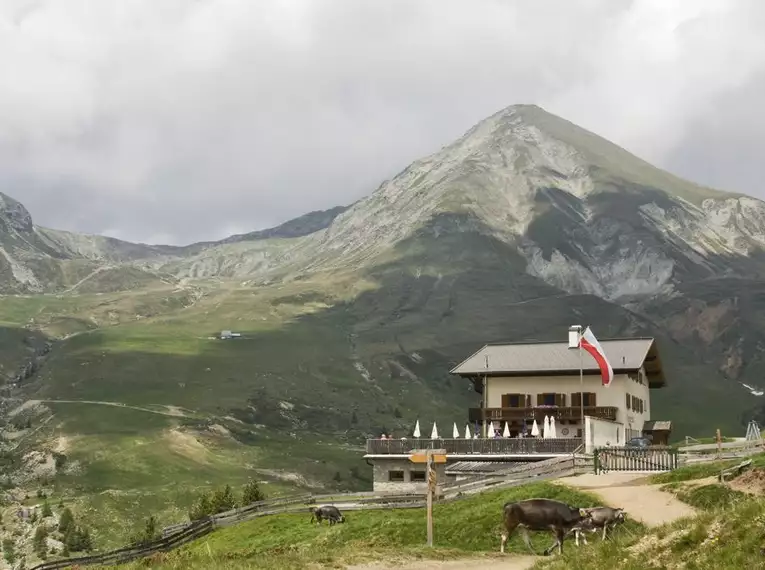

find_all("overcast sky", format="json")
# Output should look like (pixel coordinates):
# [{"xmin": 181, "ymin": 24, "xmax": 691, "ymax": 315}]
[{"xmin": 2, "ymin": 0, "xmax": 765, "ymax": 245}]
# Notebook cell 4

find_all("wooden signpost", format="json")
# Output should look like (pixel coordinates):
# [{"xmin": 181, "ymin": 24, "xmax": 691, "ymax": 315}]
[
  {"xmin": 409, "ymin": 449, "xmax": 446, "ymax": 547},
  {"xmin": 716, "ymin": 429, "xmax": 722, "ymax": 460}
]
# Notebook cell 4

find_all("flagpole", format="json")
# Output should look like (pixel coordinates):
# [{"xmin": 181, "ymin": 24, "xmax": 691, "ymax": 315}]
[{"xmin": 579, "ymin": 328, "xmax": 584, "ymax": 441}]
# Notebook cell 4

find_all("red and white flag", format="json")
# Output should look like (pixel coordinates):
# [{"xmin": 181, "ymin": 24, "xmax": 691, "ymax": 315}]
[{"xmin": 579, "ymin": 326, "xmax": 614, "ymax": 387}]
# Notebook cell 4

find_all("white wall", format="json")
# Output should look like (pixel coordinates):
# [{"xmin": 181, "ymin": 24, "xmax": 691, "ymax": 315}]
[
  {"xmin": 484, "ymin": 370, "xmax": 653, "ymax": 433},
  {"xmin": 623, "ymin": 368, "xmax": 651, "ymax": 432},
  {"xmin": 584, "ymin": 416, "xmax": 625, "ymax": 453},
  {"xmin": 371, "ymin": 458, "xmax": 446, "ymax": 494}
]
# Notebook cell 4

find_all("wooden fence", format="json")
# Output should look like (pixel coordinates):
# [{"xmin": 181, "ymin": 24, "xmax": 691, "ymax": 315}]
[
  {"xmin": 29, "ymin": 518, "xmax": 215, "ymax": 570},
  {"xmin": 27, "ymin": 450, "xmax": 587, "ymax": 570},
  {"xmin": 28, "ymin": 492, "xmax": 427, "ymax": 570},
  {"xmin": 593, "ymin": 446, "xmax": 678, "ymax": 474}
]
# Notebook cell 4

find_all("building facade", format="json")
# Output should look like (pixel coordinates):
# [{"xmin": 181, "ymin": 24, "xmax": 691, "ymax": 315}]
[
  {"xmin": 363, "ymin": 336, "xmax": 669, "ymax": 493},
  {"xmin": 450, "ymin": 337, "xmax": 666, "ymax": 441},
  {"xmin": 369, "ymin": 456, "xmax": 447, "ymax": 494}
]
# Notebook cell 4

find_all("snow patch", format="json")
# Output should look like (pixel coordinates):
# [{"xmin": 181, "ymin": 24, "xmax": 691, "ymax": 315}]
[{"xmin": 742, "ymin": 383, "xmax": 764, "ymax": 397}]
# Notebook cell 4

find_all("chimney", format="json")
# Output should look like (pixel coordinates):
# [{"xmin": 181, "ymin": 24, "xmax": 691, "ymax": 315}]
[{"xmin": 568, "ymin": 325, "xmax": 582, "ymax": 349}]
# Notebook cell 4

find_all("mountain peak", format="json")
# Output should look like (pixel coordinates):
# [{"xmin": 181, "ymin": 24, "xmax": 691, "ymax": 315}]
[
  {"xmin": 0, "ymin": 191, "xmax": 34, "ymax": 233},
  {"xmin": 476, "ymin": 104, "xmax": 734, "ymax": 205}
]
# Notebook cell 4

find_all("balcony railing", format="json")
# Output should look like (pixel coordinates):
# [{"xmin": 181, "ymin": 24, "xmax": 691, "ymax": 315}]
[
  {"xmin": 365, "ymin": 438, "xmax": 582, "ymax": 455},
  {"xmin": 468, "ymin": 406, "xmax": 618, "ymax": 423}
]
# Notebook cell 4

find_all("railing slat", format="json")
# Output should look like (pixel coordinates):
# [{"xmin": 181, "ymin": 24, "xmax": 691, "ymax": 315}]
[{"xmin": 592, "ymin": 446, "xmax": 677, "ymax": 474}]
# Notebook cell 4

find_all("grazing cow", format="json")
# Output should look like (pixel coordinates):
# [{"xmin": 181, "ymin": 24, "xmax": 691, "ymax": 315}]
[
  {"xmin": 568, "ymin": 507, "xmax": 626, "ymax": 545},
  {"xmin": 309, "ymin": 505, "xmax": 346, "ymax": 525},
  {"xmin": 500, "ymin": 498, "xmax": 592, "ymax": 556}
]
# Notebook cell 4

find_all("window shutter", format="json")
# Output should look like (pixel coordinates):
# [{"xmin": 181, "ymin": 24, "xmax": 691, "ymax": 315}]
[
  {"xmin": 537, "ymin": 394, "xmax": 543, "ymax": 406},
  {"xmin": 572, "ymin": 393, "xmax": 581, "ymax": 407},
  {"xmin": 555, "ymin": 393, "xmax": 562, "ymax": 407},
  {"xmin": 560, "ymin": 393, "xmax": 566, "ymax": 406},
  {"xmin": 626, "ymin": 394, "xmax": 631, "ymax": 409},
  {"xmin": 590, "ymin": 392, "xmax": 597, "ymax": 407},
  {"xmin": 526, "ymin": 394, "xmax": 532, "ymax": 408},
  {"xmin": 501, "ymin": 394, "xmax": 510, "ymax": 408}
]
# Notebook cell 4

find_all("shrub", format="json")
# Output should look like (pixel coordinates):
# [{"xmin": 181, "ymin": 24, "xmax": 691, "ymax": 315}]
[
  {"xmin": 2, "ymin": 538, "xmax": 15, "ymax": 564},
  {"xmin": 65, "ymin": 525, "xmax": 92, "ymax": 552},
  {"xmin": 129, "ymin": 516, "xmax": 160, "ymax": 547},
  {"xmin": 211, "ymin": 485, "xmax": 237, "ymax": 513},
  {"xmin": 241, "ymin": 479, "xmax": 265, "ymax": 506},
  {"xmin": 58, "ymin": 508, "xmax": 74, "ymax": 533}
]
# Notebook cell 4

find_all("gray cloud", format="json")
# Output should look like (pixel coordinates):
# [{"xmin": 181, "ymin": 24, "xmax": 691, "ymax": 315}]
[{"xmin": 1, "ymin": 0, "xmax": 764, "ymax": 244}]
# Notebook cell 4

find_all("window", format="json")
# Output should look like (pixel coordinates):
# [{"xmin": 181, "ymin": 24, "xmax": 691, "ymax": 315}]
[
  {"xmin": 572, "ymin": 392, "xmax": 597, "ymax": 407},
  {"xmin": 626, "ymin": 393, "xmax": 631, "ymax": 410},
  {"xmin": 501, "ymin": 393, "xmax": 528, "ymax": 408},
  {"xmin": 537, "ymin": 393, "xmax": 565, "ymax": 406},
  {"xmin": 388, "ymin": 470, "xmax": 404, "ymax": 482},
  {"xmin": 411, "ymin": 471, "xmax": 426, "ymax": 482},
  {"xmin": 538, "ymin": 393, "xmax": 555, "ymax": 406}
]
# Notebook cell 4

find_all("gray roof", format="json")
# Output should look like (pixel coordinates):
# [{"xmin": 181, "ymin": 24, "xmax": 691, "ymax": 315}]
[
  {"xmin": 446, "ymin": 461, "xmax": 522, "ymax": 474},
  {"xmin": 643, "ymin": 421, "xmax": 672, "ymax": 431},
  {"xmin": 451, "ymin": 337, "xmax": 665, "ymax": 387}
]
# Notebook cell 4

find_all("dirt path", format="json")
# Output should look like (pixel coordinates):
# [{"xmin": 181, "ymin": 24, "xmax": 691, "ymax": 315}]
[
  {"xmin": 61, "ymin": 265, "xmax": 113, "ymax": 293},
  {"xmin": 559, "ymin": 472, "xmax": 696, "ymax": 527},
  {"xmin": 27, "ymin": 399, "xmax": 198, "ymax": 419},
  {"xmin": 347, "ymin": 556, "xmax": 538, "ymax": 570}
]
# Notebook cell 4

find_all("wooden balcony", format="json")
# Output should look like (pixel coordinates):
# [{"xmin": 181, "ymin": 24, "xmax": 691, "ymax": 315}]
[
  {"xmin": 366, "ymin": 438, "xmax": 582, "ymax": 455},
  {"xmin": 468, "ymin": 406, "xmax": 618, "ymax": 423}
]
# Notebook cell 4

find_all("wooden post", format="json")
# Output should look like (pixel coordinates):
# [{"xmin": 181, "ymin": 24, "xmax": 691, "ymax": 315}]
[
  {"xmin": 716, "ymin": 429, "xmax": 722, "ymax": 460},
  {"xmin": 409, "ymin": 449, "xmax": 445, "ymax": 548},
  {"xmin": 426, "ymin": 452, "xmax": 434, "ymax": 548}
]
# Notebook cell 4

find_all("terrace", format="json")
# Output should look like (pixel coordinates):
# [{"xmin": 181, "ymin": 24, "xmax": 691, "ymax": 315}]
[{"xmin": 365, "ymin": 437, "xmax": 582, "ymax": 456}]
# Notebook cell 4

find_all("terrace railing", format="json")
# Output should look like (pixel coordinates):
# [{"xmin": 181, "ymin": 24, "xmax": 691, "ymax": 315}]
[
  {"xmin": 468, "ymin": 406, "xmax": 618, "ymax": 423},
  {"xmin": 366, "ymin": 437, "xmax": 582, "ymax": 455}
]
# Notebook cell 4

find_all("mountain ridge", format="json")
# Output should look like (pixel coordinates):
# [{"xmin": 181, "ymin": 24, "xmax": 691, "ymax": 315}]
[{"xmin": 4, "ymin": 103, "xmax": 765, "ymax": 404}]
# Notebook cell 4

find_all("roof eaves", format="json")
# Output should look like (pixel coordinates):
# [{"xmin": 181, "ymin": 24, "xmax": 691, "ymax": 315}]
[
  {"xmin": 449, "ymin": 343, "xmax": 490, "ymax": 374},
  {"xmin": 452, "ymin": 366, "xmax": 644, "ymax": 377},
  {"xmin": 481, "ymin": 336, "xmax": 657, "ymax": 348}
]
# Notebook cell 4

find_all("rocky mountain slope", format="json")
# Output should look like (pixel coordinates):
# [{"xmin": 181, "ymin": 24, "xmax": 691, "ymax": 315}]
[
  {"xmin": 7, "ymin": 105, "xmax": 765, "ymax": 297},
  {"xmin": 2, "ymin": 104, "xmax": 765, "ymax": 498}
]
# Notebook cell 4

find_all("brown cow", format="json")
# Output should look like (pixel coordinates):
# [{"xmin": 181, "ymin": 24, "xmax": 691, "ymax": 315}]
[{"xmin": 500, "ymin": 498, "xmax": 592, "ymax": 555}]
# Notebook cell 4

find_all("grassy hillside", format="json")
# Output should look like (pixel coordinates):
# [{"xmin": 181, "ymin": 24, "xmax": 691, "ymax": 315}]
[
  {"xmin": 103, "ymin": 473, "xmax": 765, "ymax": 570},
  {"xmin": 109, "ymin": 482, "xmax": 609, "ymax": 570},
  {"xmin": 0, "ymin": 221, "xmax": 759, "ymax": 548}
]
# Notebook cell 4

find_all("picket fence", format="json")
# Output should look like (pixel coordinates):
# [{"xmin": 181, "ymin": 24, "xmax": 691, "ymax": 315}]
[{"xmin": 593, "ymin": 446, "xmax": 679, "ymax": 473}]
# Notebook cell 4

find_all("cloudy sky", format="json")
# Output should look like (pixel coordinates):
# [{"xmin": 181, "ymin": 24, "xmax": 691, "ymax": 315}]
[{"xmin": 2, "ymin": 0, "xmax": 765, "ymax": 245}]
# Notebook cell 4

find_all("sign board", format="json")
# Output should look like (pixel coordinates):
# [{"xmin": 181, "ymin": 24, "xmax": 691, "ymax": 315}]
[
  {"xmin": 409, "ymin": 454, "xmax": 447, "ymax": 464},
  {"xmin": 406, "ymin": 448, "xmax": 446, "ymax": 548}
]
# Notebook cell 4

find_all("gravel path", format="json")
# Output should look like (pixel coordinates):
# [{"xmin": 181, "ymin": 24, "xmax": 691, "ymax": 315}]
[
  {"xmin": 347, "ymin": 471, "xmax": 695, "ymax": 569},
  {"xmin": 557, "ymin": 472, "xmax": 696, "ymax": 527}
]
